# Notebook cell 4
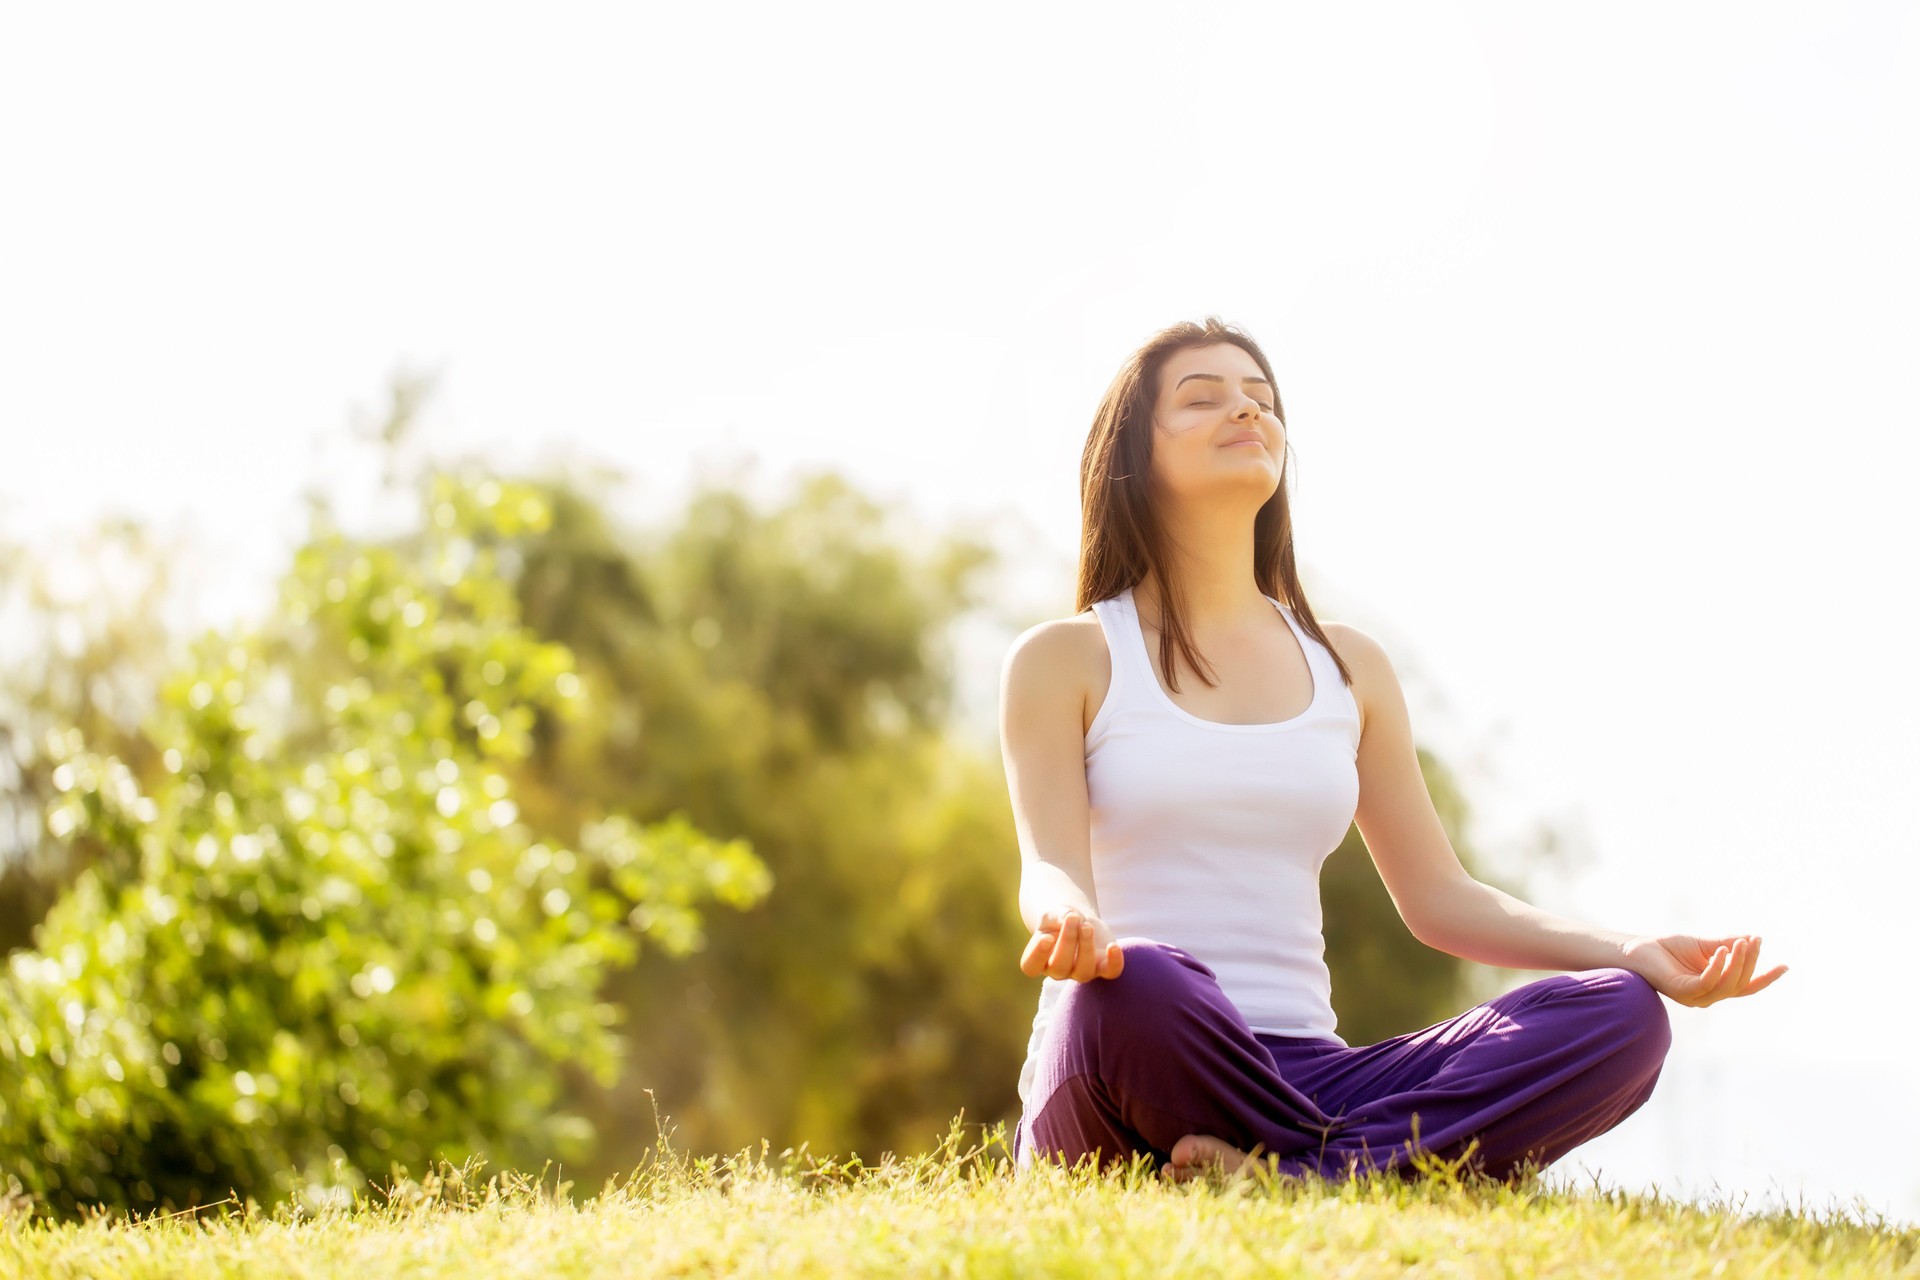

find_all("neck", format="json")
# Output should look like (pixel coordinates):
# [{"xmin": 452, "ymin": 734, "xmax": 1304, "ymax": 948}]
[{"xmin": 1134, "ymin": 503, "xmax": 1267, "ymax": 632}]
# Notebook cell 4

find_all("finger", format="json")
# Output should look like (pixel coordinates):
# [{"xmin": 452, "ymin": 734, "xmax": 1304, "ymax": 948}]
[
  {"xmin": 1714, "ymin": 942, "xmax": 1741, "ymax": 991},
  {"xmin": 1691, "ymin": 945, "xmax": 1731, "ymax": 1002},
  {"xmin": 1746, "ymin": 963, "xmax": 1790, "ymax": 994},
  {"xmin": 1707, "ymin": 941, "xmax": 1746, "ymax": 1001},
  {"xmin": 1029, "ymin": 932, "xmax": 1059, "ymax": 982},
  {"xmin": 1731, "ymin": 937, "xmax": 1760, "ymax": 995},
  {"xmin": 1721, "ymin": 939, "xmax": 1755, "ymax": 998},
  {"xmin": 1047, "ymin": 911, "xmax": 1081, "ymax": 978},
  {"xmin": 1047, "ymin": 911, "xmax": 1077, "ymax": 963},
  {"xmin": 1097, "ymin": 940, "xmax": 1124, "ymax": 979},
  {"xmin": 1020, "ymin": 929, "xmax": 1059, "ymax": 977},
  {"xmin": 1689, "ymin": 945, "xmax": 1722, "ymax": 988},
  {"xmin": 1072, "ymin": 919, "xmax": 1099, "ymax": 982},
  {"xmin": 1712, "ymin": 936, "xmax": 1758, "ymax": 1005}
]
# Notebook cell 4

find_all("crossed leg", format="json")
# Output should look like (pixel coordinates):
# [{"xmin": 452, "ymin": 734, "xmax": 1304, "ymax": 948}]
[
  {"xmin": 1019, "ymin": 938, "xmax": 1349, "ymax": 1175},
  {"xmin": 1019, "ymin": 938, "xmax": 1672, "ymax": 1186},
  {"xmin": 1269, "ymin": 964, "xmax": 1672, "ymax": 1183},
  {"xmin": 1021, "ymin": 948, "xmax": 1351, "ymax": 1174}
]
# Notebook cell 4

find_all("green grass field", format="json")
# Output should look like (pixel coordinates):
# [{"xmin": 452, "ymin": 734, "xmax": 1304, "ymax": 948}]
[{"xmin": 3, "ymin": 1114, "xmax": 1914, "ymax": 1278}]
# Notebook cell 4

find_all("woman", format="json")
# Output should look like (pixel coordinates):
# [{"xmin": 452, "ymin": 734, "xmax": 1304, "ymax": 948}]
[{"xmin": 998, "ymin": 317, "xmax": 1787, "ymax": 1185}]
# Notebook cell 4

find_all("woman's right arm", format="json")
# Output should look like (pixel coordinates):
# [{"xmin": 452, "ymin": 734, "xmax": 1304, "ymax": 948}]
[{"xmin": 1000, "ymin": 620, "xmax": 1123, "ymax": 980}]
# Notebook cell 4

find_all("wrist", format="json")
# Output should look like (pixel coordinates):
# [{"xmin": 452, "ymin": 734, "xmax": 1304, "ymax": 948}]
[{"xmin": 1617, "ymin": 933, "xmax": 1659, "ymax": 975}]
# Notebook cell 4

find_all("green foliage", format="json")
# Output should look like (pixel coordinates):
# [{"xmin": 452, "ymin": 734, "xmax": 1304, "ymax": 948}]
[
  {"xmin": 0, "ymin": 519, "xmax": 183, "ymax": 951},
  {"xmin": 496, "ymin": 470, "xmax": 1025, "ymax": 1173},
  {"xmin": 0, "ymin": 473, "xmax": 769, "ymax": 1217}
]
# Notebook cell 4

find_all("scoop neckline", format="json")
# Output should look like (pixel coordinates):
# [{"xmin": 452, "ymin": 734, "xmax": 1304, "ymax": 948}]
[{"xmin": 1123, "ymin": 585, "xmax": 1321, "ymax": 733}]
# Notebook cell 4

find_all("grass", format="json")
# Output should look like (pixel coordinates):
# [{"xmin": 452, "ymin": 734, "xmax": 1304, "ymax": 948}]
[{"xmin": 2, "ymin": 1102, "xmax": 1915, "ymax": 1278}]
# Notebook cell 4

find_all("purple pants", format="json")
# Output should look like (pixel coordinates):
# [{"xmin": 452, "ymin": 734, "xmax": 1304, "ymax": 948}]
[{"xmin": 1015, "ymin": 938, "xmax": 1671, "ymax": 1183}]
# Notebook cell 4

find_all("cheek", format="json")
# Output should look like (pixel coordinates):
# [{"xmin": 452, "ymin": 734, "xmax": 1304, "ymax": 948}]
[
  {"xmin": 1150, "ymin": 443, "xmax": 1215, "ymax": 490},
  {"xmin": 1152, "ymin": 420, "xmax": 1198, "ymax": 450}
]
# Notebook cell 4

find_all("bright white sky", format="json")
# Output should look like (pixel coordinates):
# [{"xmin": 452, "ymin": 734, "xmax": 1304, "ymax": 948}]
[{"xmin": 4, "ymin": 2, "xmax": 1916, "ymax": 1226}]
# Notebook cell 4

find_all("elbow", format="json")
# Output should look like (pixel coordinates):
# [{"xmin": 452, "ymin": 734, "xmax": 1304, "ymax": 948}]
[
  {"xmin": 1406, "ymin": 914, "xmax": 1445, "ymax": 953},
  {"xmin": 1407, "ymin": 913, "xmax": 1459, "ymax": 957},
  {"xmin": 1404, "ymin": 874, "xmax": 1479, "ymax": 953}
]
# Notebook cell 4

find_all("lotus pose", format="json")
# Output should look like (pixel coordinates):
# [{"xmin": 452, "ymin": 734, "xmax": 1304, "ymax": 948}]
[{"xmin": 998, "ymin": 317, "xmax": 1787, "ymax": 1185}]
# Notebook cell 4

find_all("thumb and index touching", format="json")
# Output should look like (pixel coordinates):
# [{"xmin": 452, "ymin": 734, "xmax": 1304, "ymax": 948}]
[{"xmin": 1023, "ymin": 907, "xmax": 1124, "ymax": 980}]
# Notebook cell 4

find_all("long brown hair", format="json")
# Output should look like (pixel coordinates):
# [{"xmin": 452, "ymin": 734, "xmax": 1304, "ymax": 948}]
[{"xmin": 1075, "ymin": 315, "xmax": 1353, "ymax": 694}]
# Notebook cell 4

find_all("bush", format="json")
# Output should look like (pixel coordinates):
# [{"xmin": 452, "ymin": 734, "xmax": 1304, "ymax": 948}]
[{"xmin": 0, "ymin": 473, "xmax": 770, "ymax": 1217}]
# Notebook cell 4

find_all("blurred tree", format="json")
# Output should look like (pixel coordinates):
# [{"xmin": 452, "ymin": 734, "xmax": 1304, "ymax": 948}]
[
  {"xmin": 491, "ymin": 468, "xmax": 1023, "ymax": 1174},
  {"xmin": 0, "ymin": 520, "xmax": 181, "ymax": 952},
  {"xmin": 0, "ymin": 470, "xmax": 768, "ymax": 1217}
]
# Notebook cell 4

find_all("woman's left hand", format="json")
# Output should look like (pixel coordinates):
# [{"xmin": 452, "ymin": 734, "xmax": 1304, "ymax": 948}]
[{"xmin": 1623, "ymin": 933, "xmax": 1788, "ymax": 1007}]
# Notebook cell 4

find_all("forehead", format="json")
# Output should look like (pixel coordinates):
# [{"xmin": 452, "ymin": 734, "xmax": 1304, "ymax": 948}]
[{"xmin": 1160, "ymin": 343, "xmax": 1265, "ymax": 391}]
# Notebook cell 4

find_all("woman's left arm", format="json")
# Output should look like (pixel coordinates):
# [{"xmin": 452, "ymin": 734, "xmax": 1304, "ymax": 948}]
[
  {"xmin": 1328, "ymin": 622, "xmax": 1787, "ymax": 1006},
  {"xmin": 1413, "ymin": 875, "xmax": 1640, "ymax": 973}
]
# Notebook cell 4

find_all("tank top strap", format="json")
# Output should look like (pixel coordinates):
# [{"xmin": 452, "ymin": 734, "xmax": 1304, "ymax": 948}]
[
  {"xmin": 1085, "ymin": 589, "xmax": 1153, "ymax": 734},
  {"xmin": 1265, "ymin": 595, "xmax": 1326, "ymax": 682},
  {"xmin": 1269, "ymin": 594, "xmax": 1363, "ymax": 749}
]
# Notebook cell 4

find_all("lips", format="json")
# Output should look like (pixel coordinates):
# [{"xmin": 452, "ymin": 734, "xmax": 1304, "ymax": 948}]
[{"xmin": 1221, "ymin": 433, "xmax": 1263, "ymax": 448}]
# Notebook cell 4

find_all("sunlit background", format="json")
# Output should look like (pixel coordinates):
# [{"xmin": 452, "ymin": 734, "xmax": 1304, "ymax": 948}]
[{"xmin": 3, "ymin": 2, "xmax": 1915, "ymax": 1225}]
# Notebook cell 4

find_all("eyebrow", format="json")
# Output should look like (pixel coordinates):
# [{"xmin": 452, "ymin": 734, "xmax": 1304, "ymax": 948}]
[{"xmin": 1174, "ymin": 373, "xmax": 1274, "ymax": 391}]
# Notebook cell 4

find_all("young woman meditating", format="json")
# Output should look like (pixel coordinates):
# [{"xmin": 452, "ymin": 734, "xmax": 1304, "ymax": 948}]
[{"xmin": 998, "ymin": 316, "xmax": 1787, "ymax": 1184}]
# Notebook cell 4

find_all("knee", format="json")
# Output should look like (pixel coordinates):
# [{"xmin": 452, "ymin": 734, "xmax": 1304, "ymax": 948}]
[
  {"xmin": 1053, "ymin": 937, "xmax": 1201, "ymax": 1047},
  {"xmin": 1079, "ymin": 936, "xmax": 1194, "ymax": 1006},
  {"xmin": 1110, "ymin": 936, "xmax": 1214, "ymax": 1001},
  {"xmin": 1587, "ymin": 966, "xmax": 1672, "ymax": 1068}
]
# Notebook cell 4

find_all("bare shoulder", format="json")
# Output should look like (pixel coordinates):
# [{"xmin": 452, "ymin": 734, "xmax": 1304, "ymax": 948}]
[
  {"xmin": 1000, "ymin": 609, "xmax": 1110, "ymax": 734},
  {"xmin": 1002, "ymin": 609, "xmax": 1104, "ymax": 669},
  {"xmin": 1319, "ymin": 620, "xmax": 1391, "ymax": 671},
  {"xmin": 1317, "ymin": 620, "xmax": 1398, "ymax": 737}
]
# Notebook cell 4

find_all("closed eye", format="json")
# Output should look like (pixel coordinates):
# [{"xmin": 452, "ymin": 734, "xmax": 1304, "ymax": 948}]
[{"xmin": 1191, "ymin": 400, "xmax": 1275, "ymax": 412}]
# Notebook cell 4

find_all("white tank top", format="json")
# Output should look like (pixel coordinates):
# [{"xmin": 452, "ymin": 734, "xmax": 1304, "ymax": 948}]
[{"xmin": 1016, "ymin": 583, "xmax": 1362, "ymax": 1112}]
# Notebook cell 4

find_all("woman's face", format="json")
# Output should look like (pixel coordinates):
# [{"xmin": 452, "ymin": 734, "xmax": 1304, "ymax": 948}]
[{"xmin": 1148, "ymin": 343, "xmax": 1284, "ymax": 509}]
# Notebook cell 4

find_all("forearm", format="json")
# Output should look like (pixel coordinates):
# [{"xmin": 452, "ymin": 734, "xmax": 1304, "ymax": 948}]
[
  {"xmin": 1415, "ymin": 877, "xmax": 1641, "ymax": 973},
  {"xmin": 1017, "ymin": 858, "xmax": 1100, "ymax": 935}
]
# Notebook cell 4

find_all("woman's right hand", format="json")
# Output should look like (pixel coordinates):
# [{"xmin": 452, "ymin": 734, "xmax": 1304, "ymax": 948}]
[{"xmin": 1020, "ymin": 907, "xmax": 1124, "ymax": 982}]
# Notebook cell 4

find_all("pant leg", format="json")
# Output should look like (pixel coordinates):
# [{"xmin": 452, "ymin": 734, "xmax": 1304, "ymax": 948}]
[
  {"xmin": 1264, "ymin": 967, "xmax": 1672, "ymax": 1184},
  {"xmin": 1018, "ymin": 937, "xmax": 1347, "ymax": 1175}
]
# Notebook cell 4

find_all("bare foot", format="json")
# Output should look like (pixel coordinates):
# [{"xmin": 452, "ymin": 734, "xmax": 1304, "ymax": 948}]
[{"xmin": 1161, "ymin": 1133, "xmax": 1257, "ymax": 1183}]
